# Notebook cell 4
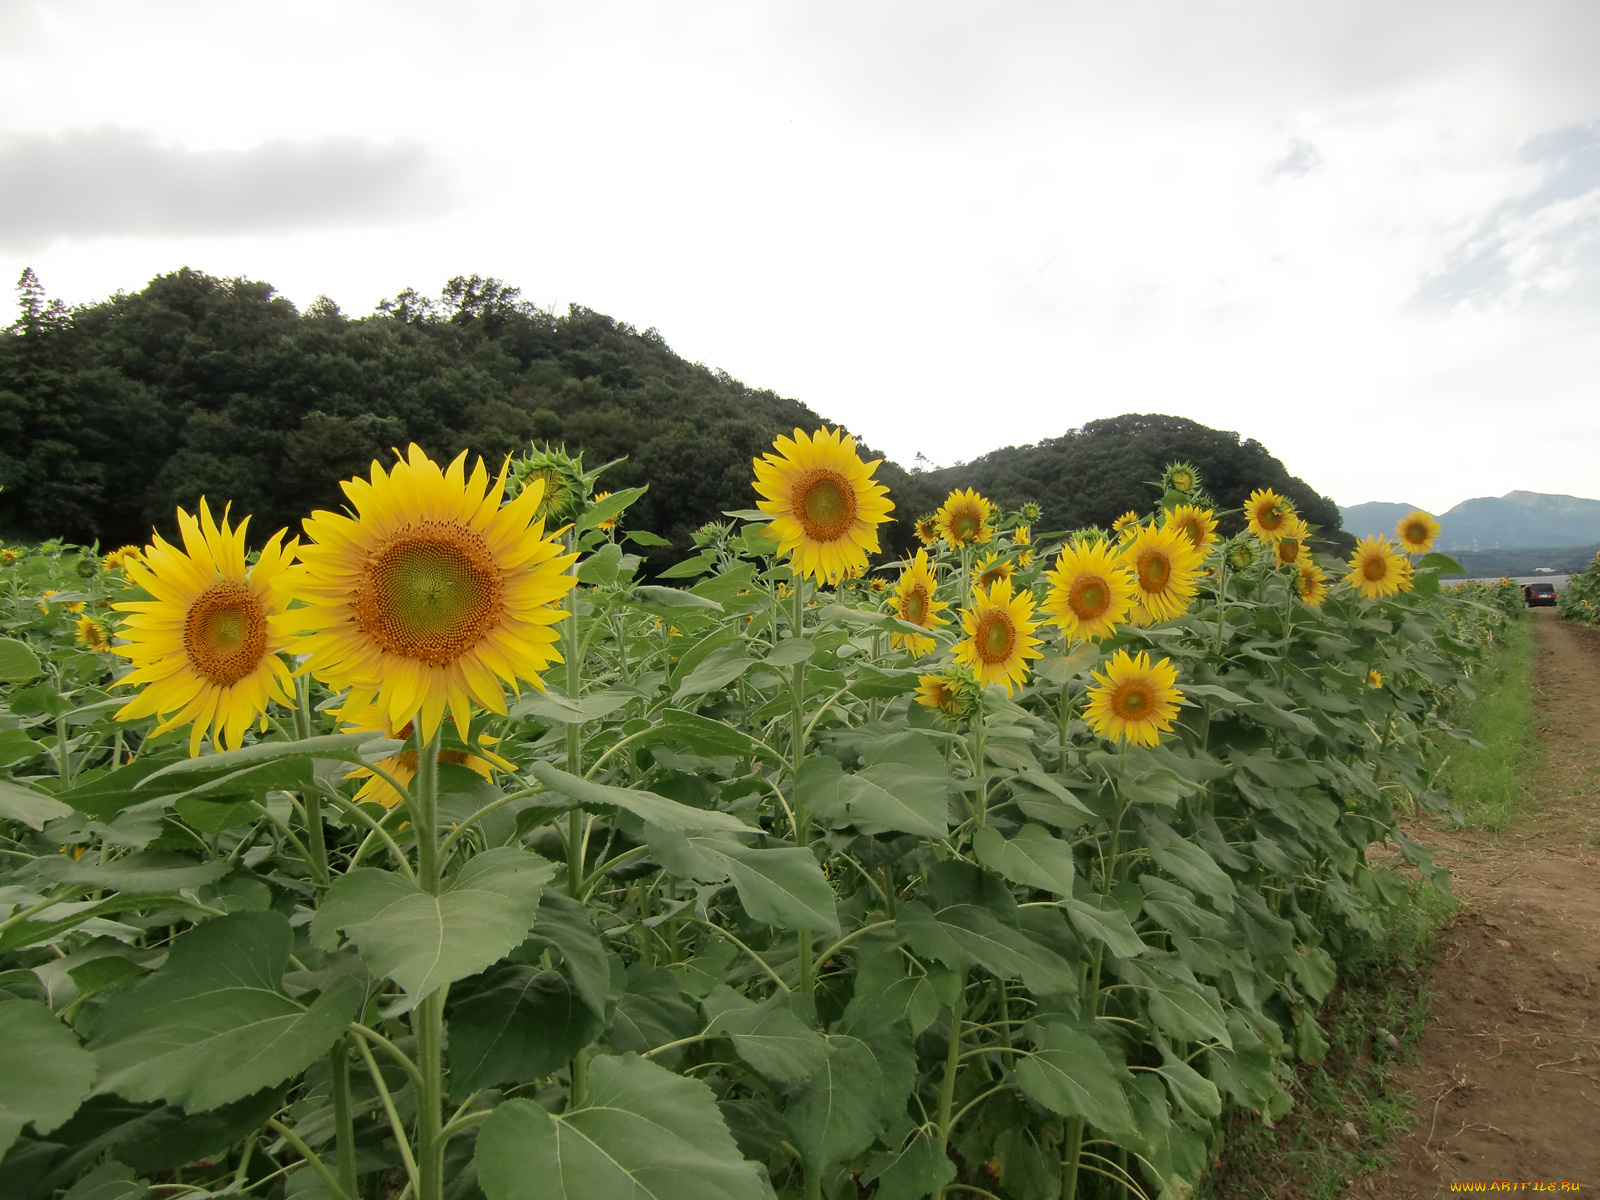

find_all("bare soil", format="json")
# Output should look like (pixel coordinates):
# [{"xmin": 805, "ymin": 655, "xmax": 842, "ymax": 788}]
[{"xmin": 1359, "ymin": 611, "xmax": 1600, "ymax": 1196}]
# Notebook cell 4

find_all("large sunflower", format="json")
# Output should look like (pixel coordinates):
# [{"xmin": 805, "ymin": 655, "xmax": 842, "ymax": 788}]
[
  {"xmin": 1344, "ymin": 535, "xmax": 1410, "ymax": 600},
  {"xmin": 113, "ymin": 500, "xmax": 297, "ymax": 755},
  {"xmin": 1294, "ymin": 561, "xmax": 1329, "ymax": 607},
  {"xmin": 1245, "ymin": 488, "xmax": 1295, "ymax": 543},
  {"xmin": 1163, "ymin": 504, "xmax": 1218, "ymax": 554},
  {"xmin": 936, "ymin": 488, "xmax": 996, "ymax": 550},
  {"xmin": 1043, "ymin": 539, "xmax": 1136, "ymax": 642},
  {"xmin": 281, "ymin": 445, "xmax": 577, "ymax": 743},
  {"xmin": 1273, "ymin": 515, "xmax": 1311, "ymax": 566},
  {"xmin": 952, "ymin": 578, "xmax": 1044, "ymax": 696},
  {"xmin": 889, "ymin": 550, "xmax": 949, "ymax": 656},
  {"xmin": 1121, "ymin": 524, "xmax": 1204, "ymax": 625},
  {"xmin": 1083, "ymin": 649, "xmax": 1184, "ymax": 747},
  {"xmin": 1395, "ymin": 509, "xmax": 1440, "ymax": 554},
  {"xmin": 753, "ymin": 426, "xmax": 894, "ymax": 583}
]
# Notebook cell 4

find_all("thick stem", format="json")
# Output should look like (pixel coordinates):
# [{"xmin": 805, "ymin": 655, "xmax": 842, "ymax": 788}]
[
  {"xmin": 329, "ymin": 1036, "xmax": 357, "ymax": 1199},
  {"xmin": 295, "ymin": 675, "xmax": 330, "ymax": 891},
  {"xmin": 930, "ymin": 980, "xmax": 968, "ymax": 1200},
  {"xmin": 788, "ymin": 580, "xmax": 816, "ymax": 1000},
  {"xmin": 1061, "ymin": 1115, "xmax": 1086, "ymax": 1200},
  {"xmin": 565, "ymin": 530, "xmax": 584, "ymax": 897},
  {"xmin": 410, "ymin": 729, "xmax": 444, "ymax": 1200}
]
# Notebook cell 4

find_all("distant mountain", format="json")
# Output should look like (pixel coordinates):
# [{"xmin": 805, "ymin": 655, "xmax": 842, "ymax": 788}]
[{"xmin": 1341, "ymin": 491, "xmax": 1600, "ymax": 551}]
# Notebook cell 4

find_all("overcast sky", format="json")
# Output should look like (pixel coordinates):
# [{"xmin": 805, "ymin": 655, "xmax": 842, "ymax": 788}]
[{"xmin": 2, "ymin": 1, "xmax": 1597, "ymax": 514}]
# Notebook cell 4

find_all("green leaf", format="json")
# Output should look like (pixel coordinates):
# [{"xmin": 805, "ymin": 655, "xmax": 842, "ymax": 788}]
[
  {"xmin": 657, "ymin": 551, "xmax": 716, "ymax": 579},
  {"xmin": 529, "ymin": 762, "xmax": 753, "ymax": 834},
  {"xmin": 523, "ymin": 891, "xmax": 610, "ymax": 1017},
  {"xmin": 764, "ymin": 638, "xmax": 814, "ymax": 667},
  {"xmin": 649, "ymin": 831, "xmax": 839, "ymax": 934},
  {"xmin": 1121, "ymin": 961, "xmax": 1232, "ymax": 1047},
  {"xmin": 580, "ymin": 486, "xmax": 648, "ymax": 533},
  {"xmin": 896, "ymin": 901, "xmax": 1078, "ymax": 995},
  {"xmin": 1014, "ymin": 1021, "xmax": 1138, "ymax": 1136},
  {"xmin": 784, "ymin": 1034, "xmax": 886, "ymax": 1171},
  {"xmin": 0, "ymin": 780, "xmax": 72, "ymax": 830},
  {"xmin": 1417, "ymin": 552, "xmax": 1465, "ymax": 574},
  {"xmin": 674, "ymin": 644, "xmax": 757, "ymax": 699},
  {"xmin": 847, "ymin": 665, "xmax": 921, "ymax": 701},
  {"xmin": 61, "ymin": 1161, "xmax": 150, "ymax": 1200},
  {"xmin": 609, "ymin": 965, "xmax": 699, "ymax": 1056},
  {"xmin": 0, "ymin": 728, "xmax": 42, "ymax": 768},
  {"xmin": 173, "ymin": 796, "xmax": 257, "ymax": 835},
  {"xmin": 577, "ymin": 542, "xmax": 625, "ymax": 585},
  {"xmin": 138, "ymin": 734, "xmax": 377, "ymax": 787},
  {"xmin": 510, "ymin": 689, "xmax": 630, "ymax": 725},
  {"xmin": 475, "ymin": 1055, "xmax": 770, "ymax": 1200},
  {"xmin": 972, "ymin": 824, "xmax": 1075, "ymax": 895},
  {"xmin": 866, "ymin": 1127, "xmax": 957, "ymax": 1200},
  {"xmin": 88, "ymin": 911, "xmax": 361, "ymax": 1112},
  {"xmin": 447, "ymin": 966, "xmax": 603, "ymax": 1098},
  {"xmin": 31, "ymin": 852, "xmax": 232, "ymax": 893},
  {"xmin": 313, "ymin": 848, "xmax": 555, "ymax": 998},
  {"xmin": 1156, "ymin": 1042, "xmax": 1222, "ymax": 1120},
  {"xmin": 795, "ymin": 739, "xmax": 949, "ymax": 840},
  {"xmin": 1060, "ymin": 897, "xmax": 1147, "ymax": 959},
  {"xmin": 626, "ymin": 530, "xmax": 672, "ymax": 547},
  {"xmin": 0, "ymin": 999, "xmax": 98, "ymax": 1157},
  {"xmin": 0, "ymin": 638, "xmax": 43, "ymax": 683},
  {"xmin": 1141, "ymin": 819, "xmax": 1235, "ymax": 911},
  {"xmin": 627, "ymin": 710, "xmax": 754, "ymax": 757},
  {"xmin": 632, "ymin": 585, "xmax": 724, "ymax": 611},
  {"xmin": 702, "ymin": 985, "xmax": 833, "ymax": 1084}
]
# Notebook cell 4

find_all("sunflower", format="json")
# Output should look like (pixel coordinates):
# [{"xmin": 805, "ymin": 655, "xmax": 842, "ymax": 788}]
[
  {"xmin": 75, "ymin": 614, "xmax": 112, "ymax": 652},
  {"xmin": 868, "ymin": 576, "xmax": 887, "ymax": 593},
  {"xmin": 1225, "ymin": 537, "xmax": 1256, "ymax": 571},
  {"xmin": 974, "ymin": 552, "xmax": 1014, "ymax": 590},
  {"xmin": 1112, "ymin": 511, "xmax": 1141, "ymax": 541},
  {"xmin": 1070, "ymin": 527, "xmax": 1109, "ymax": 548},
  {"xmin": 915, "ymin": 670, "xmax": 977, "ymax": 720},
  {"xmin": 1163, "ymin": 504, "xmax": 1218, "ymax": 554},
  {"xmin": 1012, "ymin": 525, "xmax": 1032, "ymax": 546},
  {"xmin": 1016, "ymin": 549, "xmax": 1034, "ymax": 568},
  {"xmin": 1294, "ymin": 562, "xmax": 1329, "ymax": 607},
  {"xmin": 1043, "ymin": 539, "xmax": 1136, "ymax": 642},
  {"xmin": 1395, "ymin": 509, "xmax": 1439, "ymax": 554},
  {"xmin": 1366, "ymin": 668, "xmax": 1383, "ymax": 689},
  {"xmin": 1083, "ymin": 649, "xmax": 1184, "ymax": 748},
  {"xmin": 1245, "ymin": 488, "xmax": 1295, "ymax": 543},
  {"xmin": 1121, "ymin": 524, "xmax": 1204, "ymax": 625},
  {"xmin": 753, "ymin": 426, "xmax": 894, "ymax": 583},
  {"xmin": 1344, "ymin": 535, "xmax": 1410, "ymax": 600},
  {"xmin": 590, "ymin": 491, "xmax": 618, "ymax": 533},
  {"xmin": 282, "ymin": 445, "xmax": 577, "ymax": 744},
  {"xmin": 1162, "ymin": 462, "xmax": 1200, "ymax": 495},
  {"xmin": 102, "ymin": 544, "xmax": 144, "ymax": 572},
  {"xmin": 914, "ymin": 515, "xmax": 940, "ymax": 547},
  {"xmin": 888, "ymin": 551, "xmax": 949, "ymax": 656},
  {"xmin": 112, "ymin": 500, "xmax": 297, "ymax": 755},
  {"xmin": 953, "ymin": 579, "xmax": 1043, "ymax": 696},
  {"xmin": 1019, "ymin": 501, "xmax": 1043, "ymax": 523},
  {"xmin": 936, "ymin": 488, "xmax": 996, "ymax": 550},
  {"xmin": 1273, "ymin": 515, "xmax": 1311, "ymax": 566},
  {"xmin": 336, "ymin": 703, "xmax": 513, "ymax": 809},
  {"xmin": 36, "ymin": 589, "xmax": 58, "ymax": 613}
]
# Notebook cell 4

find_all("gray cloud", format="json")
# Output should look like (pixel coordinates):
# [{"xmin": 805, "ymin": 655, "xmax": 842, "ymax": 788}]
[
  {"xmin": 0, "ymin": 127, "xmax": 454, "ymax": 249},
  {"xmin": 1268, "ymin": 139, "xmax": 1322, "ymax": 180},
  {"xmin": 1416, "ymin": 122, "xmax": 1600, "ymax": 310}
]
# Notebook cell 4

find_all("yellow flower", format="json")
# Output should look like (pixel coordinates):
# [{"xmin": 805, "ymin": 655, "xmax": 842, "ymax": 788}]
[
  {"xmin": 1245, "ymin": 488, "xmax": 1295, "ymax": 543},
  {"xmin": 974, "ymin": 552, "xmax": 1014, "ymax": 590},
  {"xmin": 36, "ymin": 589, "xmax": 58, "ymax": 613},
  {"xmin": 936, "ymin": 488, "xmax": 996, "ymax": 550},
  {"xmin": 1294, "ymin": 562, "xmax": 1329, "ymax": 607},
  {"xmin": 914, "ymin": 515, "xmax": 940, "ymax": 547},
  {"xmin": 952, "ymin": 578, "xmax": 1044, "ymax": 696},
  {"xmin": 74, "ymin": 615, "xmax": 112, "ymax": 652},
  {"xmin": 112, "ymin": 500, "xmax": 297, "ymax": 755},
  {"xmin": 1163, "ymin": 504, "xmax": 1218, "ymax": 554},
  {"xmin": 753, "ymin": 426, "xmax": 894, "ymax": 583},
  {"xmin": 336, "ymin": 703, "xmax": 512, "ymax": 809},
  {"xmin": 1163, "ymin": 462, "xmax": 1200, "ymax": 494},
  {"xmin": 889, "ymin": 550, "xmax": 948, "ymax": 656},
  {"xmin": 1017, "ymin": 549, "xmax": 1034, "ymax": 568},
  {"xmin": 1366, "ymin": 668, "xmax": 1383, "ymax": 689},
  {"xmin": 1121, "ymin": 524, "xmax": 1204, "ymax": 625},
  {"xmin": 1013, "ymin": 525, "xmax": 1032, "ymax": 546},
  {"xmin": 1112, "ymin": 511, "xmax": 1142, "ymax": 542},
  {"xmin": 1083, "ymin": 649, "xmax": 1184, "ymax": 748},
  {"xmin": 1274, "ymin": 515, "xmax": 1311, "ymax": 566},
  {"xmin": 1344, "ymin": 535, "xmax": 1410, "ymax": 600},
  {"xmin": 868, "ymin": 576, "xmax": 887, "ymax": 593},
  {"xmin": 915, "ymin": 670, "xmax": 976, "ymax": 719},
  {"xmin": 66, "ymin": 601, "xmax": 86, "ymax": 615},
  {"xmin": 281, "ymin": 445, "xmax": 577, "ymax": 745},
  {"xmin": 0, "ymin": 547, "xmax": 17, "ymax": 564},
  {"xmin": 1395, "ymin": 509, "xmax": 1439, "ymax": 554},
  {"xmin": 590, "ymin": 491, "xmax": 618, "ymax": 533},
  {"xmin": 102, "ymin": 544, "xmax": 144, "ymax": 572},
  {"xmin": 1043, "ymin": 539, "xmax": 1136, "ymax": 642}
]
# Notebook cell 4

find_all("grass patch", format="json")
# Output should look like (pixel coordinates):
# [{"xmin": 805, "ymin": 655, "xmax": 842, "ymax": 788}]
[
  {"xmin": 1436, "ymin": 615, "xmax": 1538, "ymax": 831},
  {"xmin": 1197, "ymin": 886, "xmax": 1456, "ymax": 1200}
]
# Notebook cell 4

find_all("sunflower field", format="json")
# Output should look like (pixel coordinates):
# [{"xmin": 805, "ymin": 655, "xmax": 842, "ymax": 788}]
[
  {"xmin": 1556, "ymin": 551, "xmax": 1600, "ymax": 627},
  {"xmin": 0, "ymin": 441, "xmax": 1496, "ymax": 1200}
]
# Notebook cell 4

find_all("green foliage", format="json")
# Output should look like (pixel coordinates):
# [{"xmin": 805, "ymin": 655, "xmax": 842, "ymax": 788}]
[
  {"xmin": 1434, "ymin": 614, "xmax": 1538, "ymax": 831},
  {"xmin": 1557, "ymin": 550, "xmax": 1600, "ymax": 626}
]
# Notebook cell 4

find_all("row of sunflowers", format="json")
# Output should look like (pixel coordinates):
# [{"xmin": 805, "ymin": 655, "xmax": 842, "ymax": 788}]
[
  {"xmin": 0, "ymin": 431, "xmax": 1501, "ymax": 1200},
  {"xmin": 1556, "ymin": 551, "xmax": 1600, "ymax": 627}
]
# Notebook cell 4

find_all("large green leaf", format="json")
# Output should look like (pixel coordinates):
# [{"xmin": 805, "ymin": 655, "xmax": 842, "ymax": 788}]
[
  {"xmin": 784, "ymin": 1034, "xmax": 887, "ymax": 1171},
  {"xmin": 702, "ymin": 986, "xmax": 833, "ymax": 1084},
  {"xmin": 866, "ymin": 1128, "xmax": 957, "ymax": 1200},
  {"xmin": 88, "ymin": 912, "xmax": 360, "ymax": 1112},
  {"xmin": 647, "ymin": 831, "xmax": 838, "ymax": 935},
  {"xmin": 523, "ymin": 890, "xmax": 610, "ymax": 1017},
  {"xmin": 1141, "ymin": 819, "xmax": 1236, "ymax": 911},
  {"xmin": 0, "ymin": 638, "xmax": 42, "ymax": 683},
  {"xmin": 312, "ymin": 848, "xmax": 555, "ymax": 998},
  {"xmin": 896, "ymin": 901, "xmax": 1077, "ymax": 995},
  {"xmin": 0, "ymin": 1000, "xmax": 98, "ymax": 1157},
  {"xmin": 447, "ymin": 966, "xmax": 602, "ymax": 1098},
  {"xmin": 61, "ymin": 1162, "xmax": 149, "ymax": 1200},
  {"xmin": 31, "ymin": 852, "xmax": 231, "ymax": 893},
  {"xmin": 475, "ymin": 1055, "xmax": 771, "ymax": 1200},
  {"xmin": 625, "ymin": 710, "xmax": 755, "ymax": 757},
  {"xmin": 1014, "ymin": 1021, "xmax": 1138, "ymax": 1136},
  {"xmin": 794, "ymin": 750, "xmax": 948, "ymax": 839},
  {"xmin": 529, "ymin": 762, "xmax": 753, "ymax": 834},
  {"xmin": 1061, "ymin": 896, "xmax": 1147, "ymax": 959},
  {"xmin": 0, "ymin": 780, "xmax": 72, "ymax": 830},
  {"xmin": 972, "ymin": 824, "xmax": 1075, "ymax": 895},
  {"xmin": 137, "ymin": 733, "xmax": 377, "ymax": 786},
  {"xmin": 674, "ymin": 644, "xmax": 757, "ymax": 700}
]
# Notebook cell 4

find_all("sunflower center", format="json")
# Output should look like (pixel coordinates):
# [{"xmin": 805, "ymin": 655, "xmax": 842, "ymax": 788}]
[
  {"xmin": 1136, "ymin": 550, "xmax": 1170, "ymax": 593},
  {"xmin": 1405, "ymin": 522, "xmax": 1426, "ymax": 543},
  {"xmin": 1069, "ymin": 576, "xmax": 1109, "ymax": 621},
  {"xmin": 1362, "ymin": 554, "xmax": 1388, "ymax": 582},
  {"xmin": 1278, "ymin": 540, "xmax": 1301, "ymax": 564},
  {"xmin": 184, "ymin": 582, "xmax": 268, "ymax": 687},
  {"xmin": 356, "ymin": 522, "xmax": 505, "ymax": 667},
  {"xmin": 904, "ymin": 586, "xmax": 928, "ymax": 624},
  {"xmin": 974, "ymin": 610, "xmax": 1016, "ymax": 664},
  {"xmin": 952, "ymin": 508, "xmax": 981, "ymax": 541},
  {"xmin": 1173, "ymin": 472, "xmax": 1192, "ymax": 491},
  {"xmin": 793, "ymin": 471, "xmax": 855, "ymax": 542},
  {"xmin": 1111, "ymin": 679, "xmax": 1154, "ymax": 721},
  {"xmin": 1258, "ymin": 505, "xmax": 1285, "ymax": 531},
  {"xmin": 979, "ymin": 564, "xmax": 1007, "ymax": 587}
]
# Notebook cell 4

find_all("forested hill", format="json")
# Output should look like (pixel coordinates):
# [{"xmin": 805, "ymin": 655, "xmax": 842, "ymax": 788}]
[{"xmin": 0, "ymin": 269, "xmax": 1345, "ymax": 553}]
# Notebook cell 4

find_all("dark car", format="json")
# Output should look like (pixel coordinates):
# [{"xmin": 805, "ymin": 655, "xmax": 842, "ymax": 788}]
[{"xmin": 1524, "ymin": 582, "xmax": 1557, "ymax": 607}]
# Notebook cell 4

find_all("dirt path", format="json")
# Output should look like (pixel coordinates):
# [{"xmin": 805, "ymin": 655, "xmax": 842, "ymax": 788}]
[{"xmin": 1366, "ymin": 611, "xmax": 1600, "ymax": 1196}]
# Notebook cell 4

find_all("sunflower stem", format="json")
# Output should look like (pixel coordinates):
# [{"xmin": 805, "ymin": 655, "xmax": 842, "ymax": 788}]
[
  {"xmin": 788, "ymin": 578, "xmax": 817, "ymax": 1000},
  {"xmin": 329, "ymin": 1035, "xmax": 358, "ymax": 1199},
  {"xmin": 562, "ymin": 528, "xmax": 590, "ymax": 1108},
  {"xmin": 296, "ymin": 675, "xmax": 331, "ymax": 891},
  {"xmin": 409, "ymin": 727, "xmax": 445, "ymax": 1200},
  {"xmin": 930, "ymin": 976, "xmax": 968, "ymax": 1200}
]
